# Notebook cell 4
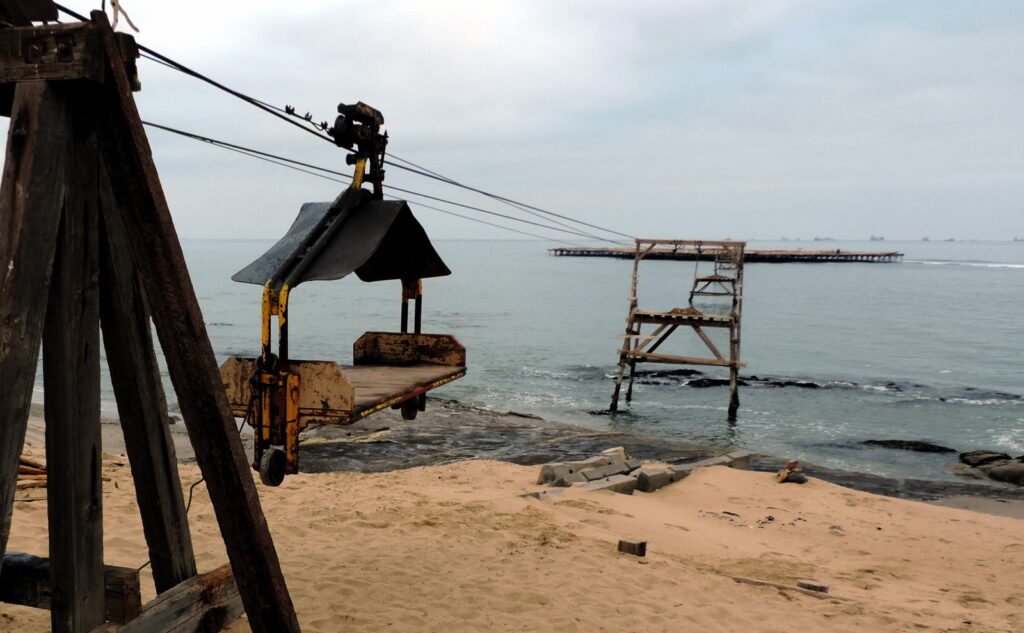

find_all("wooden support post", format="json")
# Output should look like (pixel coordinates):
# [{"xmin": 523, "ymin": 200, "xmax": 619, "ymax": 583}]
[
  {"xmin": 89, "ymin": 12, "xmax": 299, "ymax": 632},
  {"xmin": 0, "ymin": 81, "xmax": 67, "ymax": 572},
  {"xmin": 89, "ymin": 563, "xmax": 242, "ymax": 633},
  {"xmin": 97, "ymin": 164, "xmax": 197, "ymax": 593},
  {"xmin": 0, "ymin": 552, "xmax": 141, "ymax": 624},
  {"xmin": 624, "ymin": 359, "xmax": 636, "ymax": 403},
  {"xmin": 43, "ymin": 89, "xmax": 104, "ymax": 633},
  {"xmin": 728, "ymin": 367, "xmax": 739, "ymax": 422},
  {"xmin": 610, "ymin": 241, "xmax": 643, "ymax": 411}
]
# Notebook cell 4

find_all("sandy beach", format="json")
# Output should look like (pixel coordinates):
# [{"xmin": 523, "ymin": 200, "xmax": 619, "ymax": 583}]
[{"xmin": 4, "ymin": 404, "xmax": 1023, "ymax": 633}]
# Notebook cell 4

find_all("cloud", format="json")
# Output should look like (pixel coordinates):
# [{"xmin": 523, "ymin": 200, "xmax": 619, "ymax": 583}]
[{"xmin": 1, "ymin": 0, "xmax": 1021, "ymax": 240}]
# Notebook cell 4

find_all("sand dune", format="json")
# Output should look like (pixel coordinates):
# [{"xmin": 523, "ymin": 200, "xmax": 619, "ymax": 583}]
[{"xmin": 4, "ymin": 445, "xmax": 1023, "ymax": 632}]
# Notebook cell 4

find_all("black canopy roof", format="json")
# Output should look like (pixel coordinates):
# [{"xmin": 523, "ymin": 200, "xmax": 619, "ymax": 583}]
[{"xmin": 232, "ymin": 187, "xmax": 450, "ymax": 288}]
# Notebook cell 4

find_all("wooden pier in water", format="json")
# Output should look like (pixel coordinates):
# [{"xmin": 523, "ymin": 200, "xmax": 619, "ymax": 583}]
[{"xmin": 550, "ymin": 246, "xmax": 902, "ymax": 263}]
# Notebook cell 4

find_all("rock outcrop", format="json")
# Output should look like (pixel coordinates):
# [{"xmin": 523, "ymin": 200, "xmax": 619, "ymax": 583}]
[{"xmin": 952, "ymin": 451, "xmax": 1024, "ymax": 486}]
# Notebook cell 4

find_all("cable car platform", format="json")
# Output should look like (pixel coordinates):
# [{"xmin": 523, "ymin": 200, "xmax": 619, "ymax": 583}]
[{"xmin": 221, "ymin": 332, "xmax": 466, "ymax": 426}]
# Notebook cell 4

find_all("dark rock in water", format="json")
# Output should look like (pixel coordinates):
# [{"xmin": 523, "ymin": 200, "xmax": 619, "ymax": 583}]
[
  {"xmin": 686, "ymin": 377, "xmax": 748, "ymax": 388},
  {"xmin": 960, "ymin": 451, "xmax": 1012, "ymax": 468},
  {"xmin": 775, "ymin": 380, "xmax": 820, "ymax": 389},
  {"xmin": 983, "ymin": 461, "xmax": 1024, "ymax": 485},
  {"xmin": 863, "ymin": 440, "xmax": 956, "ymax": 453}
]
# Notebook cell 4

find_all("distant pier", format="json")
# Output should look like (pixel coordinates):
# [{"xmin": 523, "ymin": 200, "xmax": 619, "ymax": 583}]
[{"xmin": 548, "ymin": 246, "xmax": 903, "ymax": 263}]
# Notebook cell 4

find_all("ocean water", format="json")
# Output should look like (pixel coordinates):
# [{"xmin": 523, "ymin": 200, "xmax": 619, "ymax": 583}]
[{"xmin": 50, "ymin": 238, "xmax": 1024, "ymax": 482}]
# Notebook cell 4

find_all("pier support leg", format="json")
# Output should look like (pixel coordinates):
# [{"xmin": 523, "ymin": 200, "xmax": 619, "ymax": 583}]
[
  {"xmin": 727, "ymin": 367, "xmax": 739, "ymax": 422},
  {"xmin": 610, "ymin": 368, "xmax": 624, "ymax": 412}
]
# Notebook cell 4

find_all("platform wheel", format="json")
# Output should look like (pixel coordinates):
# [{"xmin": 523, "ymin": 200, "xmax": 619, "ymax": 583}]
[
  {"xmin": 400, "ymin": 400, "xmax": 418, "ymax": 420},
  {"xmin": 259, "ymin": 447, "xmax": 286, "ymax": 487},
  {"xmin": 417, "ymin": 394, "xmax": 427, "ymax": 411}
]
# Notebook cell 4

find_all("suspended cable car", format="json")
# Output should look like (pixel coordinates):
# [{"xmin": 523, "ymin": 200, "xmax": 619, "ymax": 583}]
[{"xmin": 219, "ymin": 102, "xmax": 466, "ymax": 486}]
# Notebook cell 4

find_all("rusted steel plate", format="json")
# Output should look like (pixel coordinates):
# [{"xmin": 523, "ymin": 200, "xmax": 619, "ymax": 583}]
[
  {"xmin": 353, "ymin": 332, "xmax": 466, "ymax": 367},
  {"xmin": 231, "ymin": 188, "xmax": 449, "ymax": 288},
  {"xmin": 219, "ymin": 357, "xmax": 355, "ymax": 420}
]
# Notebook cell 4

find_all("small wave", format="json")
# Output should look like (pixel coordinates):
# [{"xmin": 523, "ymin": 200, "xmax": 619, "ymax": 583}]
[
  {"xmin": 862, "ymin": 384, "xmax": 901, "ymax": 393},
  {"xmin": 908, "ymin": 259, "xmax": 1024, "ymax": 269}
]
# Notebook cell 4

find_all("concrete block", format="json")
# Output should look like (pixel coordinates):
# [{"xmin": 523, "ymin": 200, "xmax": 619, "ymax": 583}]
[
  {"xmin": 725, "ymin": 451, "xmax": 754, "ymax": 469},
  {"xmin": 665, "ymin": 464, "xmax": 694, "ymax": 481},
  {"xmin": 536, "ymin": 463, "xmax": 572, "ymax": 485},
  {"xmin": 624, "ymin": 458, "xmax": 644, "ymax": 471},
  {"xmin": 579, "ymin": 474, "xmax": 637, "ymax": 495},
  {"xmin": 578, "ymin": 455, "xmax": 614, "ymax": 469},
  {"xmin": 551, "ymin": 470, "xmax": 589, "ymax": 487},
  {"xmin": 601, "ymin": 446, "xmax": 628, "ymax": 460},
  {"xmin": 635, "ymin": 467, "xmax": 675, "ymax": 493},
  {"xmin": 581, "ymin": 461, "xmax": 632, "ymax": 481}
]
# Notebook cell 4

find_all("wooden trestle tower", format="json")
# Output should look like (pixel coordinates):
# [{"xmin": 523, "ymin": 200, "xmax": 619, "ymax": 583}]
[
  {"xmin": 0, "ymin": 5, "xmax": 299, "ymax": 633},
  {"xmin": 610, "ymin": 239, "xmax": 746, "ymax": 420}
]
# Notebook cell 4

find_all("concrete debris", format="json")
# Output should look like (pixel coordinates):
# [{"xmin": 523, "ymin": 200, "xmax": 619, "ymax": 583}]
[
  {"xmin": 578, "ymin": 474, "xmax": 638, "ymax": 495},
  {"xmin": 535, "ymin": 448, "xmax": 755, "ymax": 496}
]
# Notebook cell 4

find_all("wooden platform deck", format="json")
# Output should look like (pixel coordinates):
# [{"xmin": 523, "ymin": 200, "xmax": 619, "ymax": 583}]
[
  {"xmin": 345, "ymin": 363, "xmax": 467, "ymax": 416},
  {"xmin": 550, "ymin": 247, "xmax": 902, "ymax": 263}
]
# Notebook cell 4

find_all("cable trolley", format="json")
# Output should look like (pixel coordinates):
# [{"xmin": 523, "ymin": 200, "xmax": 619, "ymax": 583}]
[{"xmin": 219, "ymin": 103, "xmax": 466, "ymax": 485}]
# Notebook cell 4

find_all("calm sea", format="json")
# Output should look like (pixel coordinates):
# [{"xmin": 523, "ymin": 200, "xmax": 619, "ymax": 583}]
[{"xmin": 46, "ymin": 238, "xmax": 1023, "ymax": 482}]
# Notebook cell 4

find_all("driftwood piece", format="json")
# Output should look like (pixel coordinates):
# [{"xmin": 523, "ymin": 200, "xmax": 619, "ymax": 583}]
[
  {"xmin": 19, "ymin": 456, "xmax": 47, "ymax": 470},
  {"xmin": 617, "ymin": 540, "xmax": 647, "ymax": 557},
  {"xmin": 0, "ymin": 552, "xmax": 141, "ymax": 624},
  {"xmin": 726, "ymin": 574, "xmax": 851, "ymax": 601}
]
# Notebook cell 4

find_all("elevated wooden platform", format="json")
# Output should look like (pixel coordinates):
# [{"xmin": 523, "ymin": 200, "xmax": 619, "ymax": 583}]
[
  {"xmin": 611, "ymin": 240, "xmax": 746, "ymax": 420},
  {"xmin": 550, "ymin": 247, "xmax": 902, "ymax": 263}
]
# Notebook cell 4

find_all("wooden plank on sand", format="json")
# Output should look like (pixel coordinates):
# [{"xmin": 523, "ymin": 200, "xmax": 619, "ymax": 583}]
[{"xmin": 90, "ymin": 563, "xmax": 242, "ymax": 633}]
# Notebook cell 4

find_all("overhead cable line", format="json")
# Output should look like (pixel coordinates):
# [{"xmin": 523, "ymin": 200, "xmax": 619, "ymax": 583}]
[
  {"xmin": 54, "ymin": 2, "xmax": 634, "ymax": 244},
  {"xmin": 142, "ymin": 121, "xmax": 616, "ymax": 245}
]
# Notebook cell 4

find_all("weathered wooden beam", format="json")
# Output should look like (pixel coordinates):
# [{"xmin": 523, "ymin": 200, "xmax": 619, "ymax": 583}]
[
  {"xmin": 88, "ymin": 11, "xmax": 300, "ymax": 632},
  {"xmin": 89, "ymin": 563, "xmax": 242, "ymax": 633},
  {"xmin": 0, "ymin": 552, "xmax": 141, "ymax": 624},
  {"xmin": 97, "ymin": 161, "xmax": 197, "ymax": 593},
  {"xmin": 0, "ymin": 23, "xmax": 104, "ymax": 85},
  {"xmin": 0, "ymin": 0, "xmax": 58, "ymax": 25},
  {"xmin": 0, "ymin": 81, "xmax": 69, "ymax": 575},
  {"xmin": 43, "ymin": 87, "xmax": 104, "ymax": 633},
  {"xmin": 624, "ymin": 351, "xmax": 747, "ymax": 368}
]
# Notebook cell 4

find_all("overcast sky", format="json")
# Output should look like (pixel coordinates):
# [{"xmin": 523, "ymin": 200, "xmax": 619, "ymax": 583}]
[{"xmin": 8, "ymin": 1, "xmax": 1024, "ymax": 240}]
